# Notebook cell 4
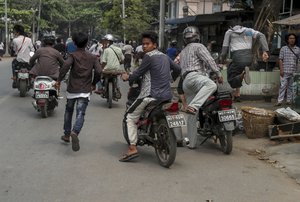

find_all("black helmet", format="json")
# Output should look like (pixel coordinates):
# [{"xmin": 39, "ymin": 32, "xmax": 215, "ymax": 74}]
[
  {"xmin": 183, "ymin": 26, "xmax": 200, "ymax": 44},
  {"xmin": 42, "ymin": 34, "xmax": 55, "ymax": 45}
]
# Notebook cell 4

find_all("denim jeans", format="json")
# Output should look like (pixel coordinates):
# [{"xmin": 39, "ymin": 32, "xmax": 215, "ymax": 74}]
[{"xmin": 63, "ymin": 97, "xmax": 89, "ymax": 136}]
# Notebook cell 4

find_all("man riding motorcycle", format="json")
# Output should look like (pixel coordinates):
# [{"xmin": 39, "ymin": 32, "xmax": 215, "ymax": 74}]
[
  {"xmin": 178, "ymin": 26, "xmax": 223, "ymax": 149},
  {"xmin": 120, "ymin": 31, "xmax": 181, "ymax": 162},
  {"xmin": 29, "ymin": 35, "xmax": 64, "ymax": 80}
]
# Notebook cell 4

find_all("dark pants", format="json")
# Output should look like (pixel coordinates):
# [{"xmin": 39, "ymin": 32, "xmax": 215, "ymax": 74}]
[
  {"xmin": 63, "ymin": 97, "xmax": 89, "ymax": 136},
  {"xmin": 12, "ymin": 59, "xmax": 31, "ymax": 76},
  {"xmin": 227, "ymin": 49, "xmax": 252, "ymax": 88},
  {"xmin": 124, "ymin": 54, "xmax": 132, "ymax": 71}
]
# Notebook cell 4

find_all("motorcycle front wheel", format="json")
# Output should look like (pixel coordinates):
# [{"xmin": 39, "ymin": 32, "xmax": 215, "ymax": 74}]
[
  {"xmin": 19, "ymin": 80, "xmax": 27, "ymax": 97},
  {"xmin": 219, "ymin": 130, "xmax": 233, "ymax": 154},
  {"xmin": 154, "ymin": 118, "xmax": 177, "ymax": 168}
]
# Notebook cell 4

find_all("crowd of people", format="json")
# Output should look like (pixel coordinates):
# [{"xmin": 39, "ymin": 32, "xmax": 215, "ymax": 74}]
[{"xmin": 8, "ymin": 22, "xmax": 300, "ymax": 163}]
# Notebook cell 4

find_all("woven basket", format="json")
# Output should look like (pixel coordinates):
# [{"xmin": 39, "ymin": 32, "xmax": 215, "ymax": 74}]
[{"xmin": 241, "ymin": 106, "xmax": 275, "ymax": 139}]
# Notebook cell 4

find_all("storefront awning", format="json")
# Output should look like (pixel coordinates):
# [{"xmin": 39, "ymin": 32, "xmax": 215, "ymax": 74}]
[
  {"xmin": 165, "ymin": 16, "xmax": 197, "ymax": 25},
  {"xmin": 273, "ymin": 14, "xmax": 300, "ymax": 25}
]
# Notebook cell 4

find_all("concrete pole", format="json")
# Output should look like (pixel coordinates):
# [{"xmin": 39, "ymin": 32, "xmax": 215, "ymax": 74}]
[
  {"xmin": 36, "ymin": 0, "xmax": 42, "ymax": 40},
  {"xmin": 159, "ymin": 0, "xmax": 165, "ymax": 50},
  {"xmin": 4, "ymin": 0, "xmax": 9, "ymax": 56},
  {"xmin": 122, "ymin": 0, "xmax": 126, "ymax": 43}
]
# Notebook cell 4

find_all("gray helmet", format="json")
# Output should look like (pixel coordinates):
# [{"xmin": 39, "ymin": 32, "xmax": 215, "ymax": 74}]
[
  {"xmin": 103, "ymin": 34, "xmax": 114, "ymax": 42},
  {"xmin": 42, "ymin": 34, "xmax": 55, "ymax": 45},
  {"xmin": 183, "ymin": 26, "xmax": 200, "ymax": 44}
]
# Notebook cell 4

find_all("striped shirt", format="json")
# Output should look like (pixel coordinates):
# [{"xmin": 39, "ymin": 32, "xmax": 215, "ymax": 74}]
[
  {"xmin": 180, "ymin": 43, "xmax": 221, "ymax": 77},
  {"xmin": 279, "ymin": 45, "xmax": 300, "ymax": 74}
]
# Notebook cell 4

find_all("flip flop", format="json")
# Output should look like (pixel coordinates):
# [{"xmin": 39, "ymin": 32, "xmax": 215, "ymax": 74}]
[
  {"xmin": 185, "ymin": 106, "xmax": 197, "ymax": 115},
  {"xmin": 119, "ymin": 152, "xmax": 139, "ymax": 162}
]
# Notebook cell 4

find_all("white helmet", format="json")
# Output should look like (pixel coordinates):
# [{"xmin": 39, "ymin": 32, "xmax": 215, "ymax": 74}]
[
  {"xmin": 103, "ymin": 34, "xmax": 114, "ymax": 41},
  {"xmin": 183, "ymin": 26, "xmax": 200, "ymax": 44}
]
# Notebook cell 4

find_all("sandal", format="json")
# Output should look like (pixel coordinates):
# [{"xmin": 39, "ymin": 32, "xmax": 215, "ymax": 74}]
[
  {"xmin": 61, "ymin": 135, "xmax": 70, "ymax": 143},
  {"xmin": 185, "ymin": 106, "xmax": 197, "ymax": 115},
  {"xmin": 119, "ymin": 152, "xmax": 139, "ymax": 162}
]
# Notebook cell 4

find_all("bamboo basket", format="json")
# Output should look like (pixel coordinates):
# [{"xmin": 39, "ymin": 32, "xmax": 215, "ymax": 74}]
[{"xmin": 241, "ymin": 106, "xmax": 275, "ymax": 139}]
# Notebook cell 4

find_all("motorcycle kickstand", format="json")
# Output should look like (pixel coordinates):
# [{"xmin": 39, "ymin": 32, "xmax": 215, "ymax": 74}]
[{"xmin": 199, "ymin": 136, "xmax": 209, "ymax": 145}]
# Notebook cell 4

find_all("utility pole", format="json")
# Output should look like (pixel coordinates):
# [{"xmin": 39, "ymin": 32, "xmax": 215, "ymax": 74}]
[
  {"xmin": 122, "ymin": 0, "xmax": 126, "ymax": 43},
  {"xmin": 159, "ymin": 0, "xmax": 165, "ymax": 49},
  {"xmin": 36, "ymin": 0, "xmax": 42, "ymax": 40},
  {"xmin": 4, "ymin": 0, "xmax": 9, "ymax": 56}
]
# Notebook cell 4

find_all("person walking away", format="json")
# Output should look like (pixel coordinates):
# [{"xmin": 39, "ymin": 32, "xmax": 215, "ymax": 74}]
[
  {"xmin": 275, "ymin": 33, "xmax": 300, "ymax": 106},
  {"xmin": 11, "ymin": 24, "xmax": 35, "ymax": 88},
  {"xmin": 166, "ymin": 40, "xmax": 179, "ymax": 61},
  {"xmin": 220, "ymin": 24, "xmax": 269, "ymax": 102},
  {"xmin": 66, "ymin": 37, "xmax": 76, "ymax": 54},
  {"xmin": 179, "ymin": 26, "xmax": 223, "ymax": 149},
  {"xmin": 53, "ymin": 37, "xmax": 66, "ymax": 58},
  {"xmin": 97, "ymin": 34, "xmax": 124, "ymax": 98},
  {"xmin": 0, "ymin": 41, "xmax": 4, "ymax": 59},
  {"xmin": 57, "ymin": 32, "xmax": 102, "ymax": 152},
  {"xmin": 122, "ymin": 40, "xmax": 133, "ymax": 72},
  {"xmin": 119, "ymin": 31, "xmax": 181, "ymax": 162}
]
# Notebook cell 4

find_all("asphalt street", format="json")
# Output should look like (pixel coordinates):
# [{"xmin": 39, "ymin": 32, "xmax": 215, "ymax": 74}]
[{"xmin": 0, "ymin": 57, "xmax": 300, "ymax": 202}]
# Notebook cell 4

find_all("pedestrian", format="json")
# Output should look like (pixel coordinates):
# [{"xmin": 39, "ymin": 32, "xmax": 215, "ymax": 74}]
[
  {"xmin": 119, "ymin": 31, "xmax": 181, "ymax": 162},
  {"xmin": 66, "ymin": 37, "xmax": 77, "ymax": 53},
  {"xmin": 122, "ymin": 40, "xmax": 133, "ymax": 72},
  {"xmin": 220, "ymin": 24, "xmax": 269, "ymax": 102},
  {"xmin": 11, "ymin": 24, "xmax": 35, "ymax": 88},
  {"xmin": 57, "ymin": 32, "xmax": 102, "ymax": 152},
  {"xmin": 0, "ymin": 41, "xmax": 4, "ymax": 58},
  {"xmin": 275, "ymin": 33, "xmax": 300, "ymax": 106},
  {"xmin": 53, "ymin": 37, "xmax": 66, "ymax": 57},
  {"xmin": 179, "ymin": 26, "xmax": 223, "ymax": 149},
  {"xmin": 166, "ymin": 40, "xmax": 179, "ymax": 60}
]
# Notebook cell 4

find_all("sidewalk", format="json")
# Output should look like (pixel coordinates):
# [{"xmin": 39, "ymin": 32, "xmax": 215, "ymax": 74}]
[{"xmin": 233, "ymin": 98, "xmax": 300, "ymax": 184}]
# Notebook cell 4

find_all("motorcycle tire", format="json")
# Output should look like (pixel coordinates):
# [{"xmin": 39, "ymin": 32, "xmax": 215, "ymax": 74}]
[
  {"xmin": 122, "ymin": 118, "xmax": 130, "ymax": 145},
  {"xmin": 108, "ymin": 82, "xmax": 113, "ymax": 108},
  {"xmin": 219, "ymin": 130, "xmax": 233, "ymax": 154},
  {"xmin": 41, "ymin": 105, "xmax": 48, "ymax": 118},
  {"xmin": 154, "ymin": 118, "xmax": 177, "ymax": 168},
  {"xmin": 19, "ymin": 80, "xmax": 27, "ymax": 97}
]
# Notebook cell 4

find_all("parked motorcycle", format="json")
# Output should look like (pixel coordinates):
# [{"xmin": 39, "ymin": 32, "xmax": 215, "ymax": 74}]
[
  {"xmin": 197, "ymin": 76, "xmax": 236, "ymax": 154},
  {"xmin": 32, "ymin": 76, "xmax": 58, "ymax": 118},
  {"xmin": 99, "ymin": 71, "xmax": 122, "ymax": 108}
]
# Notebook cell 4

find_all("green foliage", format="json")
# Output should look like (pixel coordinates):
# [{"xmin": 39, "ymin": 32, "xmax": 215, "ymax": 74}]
[{"xmin": 0, "ymin": 0, "xmax": 159, "ymax": 41}]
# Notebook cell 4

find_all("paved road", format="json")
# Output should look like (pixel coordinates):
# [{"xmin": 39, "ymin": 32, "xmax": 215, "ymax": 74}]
[{"xmin": 0, "ymin": 58, "xmax": 300, "ymax": 202}]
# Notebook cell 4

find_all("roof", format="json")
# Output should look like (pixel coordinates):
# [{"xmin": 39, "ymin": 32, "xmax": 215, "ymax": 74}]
[{"xmin": 273, "ymin": 14, "xmax": 300, "ymax": 25}]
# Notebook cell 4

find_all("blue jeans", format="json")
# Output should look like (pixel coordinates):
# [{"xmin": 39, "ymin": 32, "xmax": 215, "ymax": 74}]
[{"xmin": 63, "ymin": 97, "xmax": 89, "ymax": 136}]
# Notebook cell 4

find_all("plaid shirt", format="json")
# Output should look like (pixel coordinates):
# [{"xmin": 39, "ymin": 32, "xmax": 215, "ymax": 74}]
[
  {"xmin": 279, "ymin": 45, "xmax": 300, "ymax": 74},
  {"xmin": 180, "ymin": 43, "xmax": 221, "ymax": 76}
]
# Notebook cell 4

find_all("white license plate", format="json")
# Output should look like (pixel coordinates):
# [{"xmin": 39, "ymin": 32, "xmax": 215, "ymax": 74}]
[
  {"xmin": 18, "ymin": 72, "xmax": 29, "ymax": 79},
  {"xmin": 166, "ymin": 114, "xmax": 187, "ymax": 128},
  {"xmin": 35, "ymin": 91, "xmax": 49, "ymax": 99},
  {"xmin": 218, "ymin": 109, "xmax": 236, "ymax": 122}
]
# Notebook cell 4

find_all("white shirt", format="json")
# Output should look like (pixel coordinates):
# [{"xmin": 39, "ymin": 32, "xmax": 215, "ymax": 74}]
[
  {"xmin": 13, "ymin": 35, "xmax": 35, "ymax": 63},
  {"xmin": 66, "ymin": 92, "xmax": 90, "ymax": 100}
]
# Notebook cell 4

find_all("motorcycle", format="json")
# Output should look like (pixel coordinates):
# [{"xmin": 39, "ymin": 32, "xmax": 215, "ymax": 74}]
[
  {"xmin": 123, "ymin": 80, "xmax": 186, "ymax": 168},
  {"xmin": 14, "ymin": 63, "xmax": 32, "ymax": 97},
  {"xmin": 32, "ymin": 76, "xmax": 58, "ymax": 118},
  {"xmin": 99, "ymin": 71, "xmax": 122, "ymax": 108},
  {"xmin": 197, "ymin": 76, "xmax": 236, "ymax": 154}
]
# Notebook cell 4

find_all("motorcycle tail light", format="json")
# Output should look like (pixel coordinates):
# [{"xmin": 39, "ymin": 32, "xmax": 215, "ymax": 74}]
[
  {"xmin": 163, "ymin": 102, "xmax": 179, "ymax": 112},
  {"xmin": 39, "ymin": 83, "xmax": 46, "ymax": 90},
  {"xmin": 218, "ymin": 99, "xmax": 232, "ymax": 109}
]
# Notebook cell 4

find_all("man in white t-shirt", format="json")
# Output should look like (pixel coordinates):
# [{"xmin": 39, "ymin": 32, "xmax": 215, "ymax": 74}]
[{"xmin": 11, "ymin": 24, "xmax": 35, "ymax": 88}]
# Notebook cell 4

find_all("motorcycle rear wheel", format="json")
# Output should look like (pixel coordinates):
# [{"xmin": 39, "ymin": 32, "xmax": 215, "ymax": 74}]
[
  {"xmin": 154, "ymin": 118, "xmax": 177, "ymax": 168},
  {"xmin": 41, "ymin": 105, "xmax": 48, "ymax": 118},
  {"xmin": 219, "ymin": 130, "xmax": 233, "ymax": 154},
  {"xmin": 107, "ymin": 82, "xmax": 113, "ymax": 108},
  {"xmin": 19, "ymin": 80, "xmax": 27, "ymax": 97}
]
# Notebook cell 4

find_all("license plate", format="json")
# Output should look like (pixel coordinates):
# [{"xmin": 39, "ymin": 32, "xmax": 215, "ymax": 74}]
[
  {"xmin": 166, "ymin": 114, "xmax": 187, "ymax": 128},
  {"xmin": 18, "ymin": 72, "xmax": 29, "ymax": 79},
  {"xmin": 218, "ymin": 109, "xmax": 236, "ymax": 122},
  {"xmin": 35, "ymin": 91, "xmax": 49, "ymax": 99}
]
